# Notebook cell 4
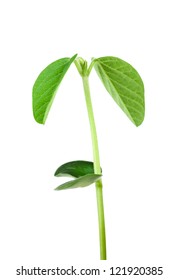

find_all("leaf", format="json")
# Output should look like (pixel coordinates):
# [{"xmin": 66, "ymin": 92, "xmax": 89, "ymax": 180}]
[
  {"xmin": 54, "ymin": 160, "xmax": 102, "ymax": 191},
  {"xmin": 32, "ymin": 54, "xmax": 77, "ymax": 124},
  {"xmin": 54, "ymin": 160, "xmax": 102, "ymax": 178},
  {"xmin": 55, "ymin": 174, "xmax": 102, "ymax": 191},
  {"xmin": 94, "ymin": 56, "xmax": 145, "ymax": 126}
]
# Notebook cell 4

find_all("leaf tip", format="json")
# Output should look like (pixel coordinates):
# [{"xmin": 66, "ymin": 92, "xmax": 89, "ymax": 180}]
[
  {"xmin": 134, "ymin": 119, "xmax": 145, "ymax": 127},
  {"xmin": 54, "ymin": 170, "xmax": 58, "ymax": 177},
  {"xmin": 32, "ymin": 112, "xmax": 46, "ymax": 125},
  {"xmin": 73, "ymin": 53, "xmax": 78, "ymax": 60}
]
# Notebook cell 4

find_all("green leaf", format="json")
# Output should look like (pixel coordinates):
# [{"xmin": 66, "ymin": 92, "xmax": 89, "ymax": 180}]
[
  {"xmin": 54, "ymin": 160, "xmax": 102, "ymax": 191},
  {"xmin": 94, "ymin": 56, "xmax": 145, "ymax": 126},
  {"xmin": 54, "ymin": 160, "xmax": 102, "ymax": 178},
  {"xmin": 55, "ymin": 174, "xmax": 102, "ymax": 191},
  {"xmin": 32, "ymin": 54, "xmax": 77, "ymax": 124}
]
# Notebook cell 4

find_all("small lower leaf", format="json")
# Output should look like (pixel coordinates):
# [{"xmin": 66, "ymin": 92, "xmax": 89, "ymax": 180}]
[
  {"xmin": 54, "ymin": 160, "xmax": 102, "ymax": 178},
  {"xmin": 54, "ymin": 174, "xmax": 102, "ymax": 191}
]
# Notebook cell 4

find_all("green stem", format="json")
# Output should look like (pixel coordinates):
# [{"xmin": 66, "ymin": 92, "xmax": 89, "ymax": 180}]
[{"xmin": 82, "ymin": 75, "xmax": 107, "ymax": 260}]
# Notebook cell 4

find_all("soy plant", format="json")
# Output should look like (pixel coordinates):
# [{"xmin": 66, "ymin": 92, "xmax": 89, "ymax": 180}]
[{"xmin": 32, "ymin": 54, "xmax": 145, "ymax": 260}]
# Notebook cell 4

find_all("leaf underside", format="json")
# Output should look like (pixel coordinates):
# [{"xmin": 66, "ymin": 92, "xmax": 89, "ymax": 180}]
[
  {"xmin": 54, "ymin": 160, "xmax": 102, "ymax": 191},
  {"xmin": 94, "ymin": 56, "xmax": 145, "ymax": 126},
  {"xmin": 32, "ymin": 54, "xmax": 77, "ymax": 124},
  {"xmin": 55, "ymin": 174, "xmax": 102, "ymax": 191}
]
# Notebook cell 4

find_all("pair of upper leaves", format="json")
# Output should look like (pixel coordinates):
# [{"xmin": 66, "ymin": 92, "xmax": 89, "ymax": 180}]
[{"xmin": 32, "ymin": 54, "xmax": 145, "ymax": 127}]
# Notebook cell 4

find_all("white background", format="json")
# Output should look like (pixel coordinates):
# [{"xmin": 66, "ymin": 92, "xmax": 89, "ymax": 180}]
[{"xmin": 0, "ymin": 0, "xmax": 179, "ymax": 279}]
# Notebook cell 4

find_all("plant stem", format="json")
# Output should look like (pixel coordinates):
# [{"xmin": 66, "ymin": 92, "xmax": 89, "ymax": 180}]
[{"xmin": 82, "ymin": 75, "xmax": 107, "ymax": 260}]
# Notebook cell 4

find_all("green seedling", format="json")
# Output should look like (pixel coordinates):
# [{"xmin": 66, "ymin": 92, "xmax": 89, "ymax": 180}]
[{"xmin": 32, "ymin": 54, "xmax": 145, "ymax": 260}]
